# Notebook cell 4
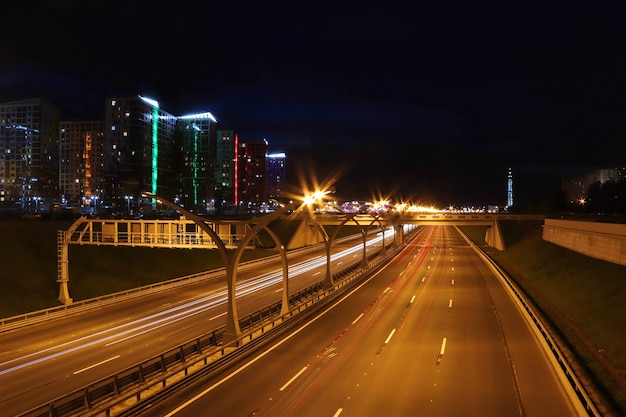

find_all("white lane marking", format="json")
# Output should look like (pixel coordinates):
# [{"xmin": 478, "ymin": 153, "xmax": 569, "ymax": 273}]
[
  {"xmin": 73, "ymin": 355, "xmax": 120, "ymax": 375},
  {"xmin": 209, "ymin": 312, "xmax": 227, "ymax": 320},
  {"xmin": 279, "ymin": 365, "xmax": 309, "ymax": 391},
  {"xmin": 385, "ymin": 328, "xmax": 396, "ymax": 344},
  {"xmin": 437, "ymin": 337, "xmax": 447, "ymax": 364},
  {"xmin": 352, "ymin": 313, "xmax": 364, "ymax": 325},
  {"xmin": 333, "ymin": 408, "xmax": 344, "ymax": 417},
  {"xmin": 410, "ymin": 295, "xmax": 416, "ymax": 304},
  {"xmin": 448, "ymin": 299, "xmax": 453, "ymax": 310}
]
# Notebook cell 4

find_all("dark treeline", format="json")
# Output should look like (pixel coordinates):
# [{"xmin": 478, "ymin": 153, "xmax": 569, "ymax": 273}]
[{"xmin": 585, "ymin": 179, "xmax": 626, "ymax": 215}]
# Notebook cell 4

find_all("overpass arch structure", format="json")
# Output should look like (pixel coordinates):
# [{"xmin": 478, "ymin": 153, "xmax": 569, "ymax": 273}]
[
  {"xmin": 288, "ymin": 212, "xmax": 391, "ymax": 288},
  {"xmin": 56, "ymin": 203, "xmax": 542, "ymax": 340},
  {"xmin": 286, "ymin": 212, "xmax": 546, "ymax": 252}
]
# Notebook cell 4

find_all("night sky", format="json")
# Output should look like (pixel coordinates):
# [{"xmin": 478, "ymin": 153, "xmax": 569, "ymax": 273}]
[{"xmin": 2, "ymin": 1, "xmax": 625, "ymax": 207}]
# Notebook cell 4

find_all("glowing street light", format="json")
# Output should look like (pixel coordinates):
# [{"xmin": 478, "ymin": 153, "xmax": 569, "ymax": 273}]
[
  {"xmin": 303, "ymin": 190, "xmax": 330, "ymax": 206},
  {"xmin": 125, "ymin": 195, "xmax": 134, "ymax": 213}
]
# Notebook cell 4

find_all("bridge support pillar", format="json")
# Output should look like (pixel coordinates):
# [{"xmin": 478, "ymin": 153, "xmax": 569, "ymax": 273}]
[
  {"xmin": 485, "ymin": 220, "xmax": 505, "ymax": 251},
  {"xmin": 222, "ymin": 265, "xmax": 242, "ymax": 345},
  {"xmin": 57, "ymin": 230, "xmax": 73, "ymax": 305},
  {"xmin": 394, "ymin": 224, "xmax": 404, "ymax": 247}
]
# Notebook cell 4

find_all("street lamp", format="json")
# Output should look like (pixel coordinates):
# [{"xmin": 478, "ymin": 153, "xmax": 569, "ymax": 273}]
[
  {"xmin": 93, "ymin": 195, "xmax": 99, "ymax": 214},
  {"xmin": 303, "ymin": 190, "xmax": 330, "ymax": 207},
  {"xmin": 125, "ymin": 195, "xmax": 133, "ymax": 214}
]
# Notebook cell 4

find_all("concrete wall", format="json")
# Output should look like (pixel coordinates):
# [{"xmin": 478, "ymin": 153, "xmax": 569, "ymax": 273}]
[{"xmin": 542, "ymin": 219, "xmax": 626, "ymax": 266}]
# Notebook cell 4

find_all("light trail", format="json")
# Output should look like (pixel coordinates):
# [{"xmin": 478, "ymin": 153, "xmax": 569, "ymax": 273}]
[{"xmin": 0, "ymin": 230, "xmax": 394, "ymax": 376}]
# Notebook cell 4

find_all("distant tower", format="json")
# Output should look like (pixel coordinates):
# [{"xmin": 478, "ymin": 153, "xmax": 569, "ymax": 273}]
[{"xmin": 507, "ymin": 167, "xmax": 513, "ymax": 207}]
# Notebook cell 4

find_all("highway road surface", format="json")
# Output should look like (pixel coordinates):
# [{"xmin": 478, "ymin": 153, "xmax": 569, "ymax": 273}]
[
  {"xmin": 0, "ymin": 229, "xmax": 395, "ymax": 416},
  {"xmin": 148, "ymin": 225, "xmax": 579, "ymax": 417}
]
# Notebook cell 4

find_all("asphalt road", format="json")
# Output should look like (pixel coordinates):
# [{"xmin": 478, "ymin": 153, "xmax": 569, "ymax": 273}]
[
  {"xmin": 0, "ymin": 229, "xmax": 395, "ymax": 416},
  {"xmin": 150, "ymin": 225, "xmax": 578, "ymax": 417}
]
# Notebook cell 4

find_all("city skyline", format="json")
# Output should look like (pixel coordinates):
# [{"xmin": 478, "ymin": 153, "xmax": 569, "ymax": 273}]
[
  {"xmin": 2, "ymin": 2, "xmax": 625, "ymax": 207},
  {"xmin": 1, "ymin": 95, "xmax": 287, "ymax": 215}
]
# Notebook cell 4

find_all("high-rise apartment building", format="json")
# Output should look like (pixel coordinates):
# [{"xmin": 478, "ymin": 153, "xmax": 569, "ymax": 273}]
[
  {"xmin": 239, "ymin": 139, "xmax": 268, "ymax": 210},
  {"xmin": 267, "ymin": 152, "xmax": 286, "ymax": 200},
  {"xmin": 59, "ymin": 120, "xmax": 105, "ymax": 209},
  {"xmin": 1, "ymin": 94, "xmax": 285, "ymax": 215},
  {"xmin": 215, "ymin": 130, "xmax": 237, "ymax": 212},
  {"xmin": 176, "ymin": 112, "xmax": 217, "ymax": 213},
  {"xmin": 0, "ymin": 98, "xmax": 60, "ymax": 211},
  {"xmin": 104, "ymin": 96, "xmax": 177, "ymax": 212}
]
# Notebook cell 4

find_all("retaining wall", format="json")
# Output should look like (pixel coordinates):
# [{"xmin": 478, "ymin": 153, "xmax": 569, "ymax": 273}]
[{"xmin": 542, "ymin": 219, "xmax": 626, "ymax": 266}]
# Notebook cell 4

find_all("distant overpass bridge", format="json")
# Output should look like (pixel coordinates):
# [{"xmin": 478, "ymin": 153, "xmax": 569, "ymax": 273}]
[
  {"xmin": 56, "ymin": 203, "xmax": 543, "ymax": 340},
  {"xmin": 287, "ymin": 212, "xmax": 545, "ymax": 252}
]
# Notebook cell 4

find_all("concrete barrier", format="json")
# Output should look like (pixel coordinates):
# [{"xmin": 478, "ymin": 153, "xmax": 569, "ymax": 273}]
[{"xmin": 542, "ymin": 219, "xmax": 626, "ymax": 266}]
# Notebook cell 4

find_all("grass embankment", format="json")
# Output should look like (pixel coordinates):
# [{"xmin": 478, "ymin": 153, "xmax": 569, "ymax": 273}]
[{"xmin": 461, "ymin": 221, "xmax": 626, "ymax": 416}]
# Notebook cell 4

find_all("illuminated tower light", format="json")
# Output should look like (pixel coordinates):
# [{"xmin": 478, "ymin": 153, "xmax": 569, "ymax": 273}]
[{"xmin": 507, "ymin": 167, "xmax": 513, "ymax": 207}]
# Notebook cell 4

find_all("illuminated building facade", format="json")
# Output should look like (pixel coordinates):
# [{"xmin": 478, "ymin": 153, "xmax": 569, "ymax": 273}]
[
  {"xmin": 215, "ymin": 130, "xmax": 237, "ymax": 212},
  {"xmin": 238, "ymin": 139, "xmax": 268, "ymax": 210},
  {"xmin": 59, "ymin": 120, "xmax": 105, "ymax": 210},
  {"xmin": 104, "ymin": 96, "xmax": 177, "ymax": 212},
  {"xmin": 0, "ymin": 98, "xmax": 60, "ymax": 212},
  {"xmin": 176, "ymin": 112, "xmax": 217, "ymax": 213},
  {"xmin": 267, "ymin": 152, "xmax": 286, "ymax": 200},
  {"xmin": 1, "ymin": 95, "xmax": 285, "ymax": 215}
]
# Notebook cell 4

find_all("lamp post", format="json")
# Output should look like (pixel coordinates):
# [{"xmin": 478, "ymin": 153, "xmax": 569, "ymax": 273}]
[{"xmin": 125, "ymin": 195, "xmax": 133, "ymax": 214}]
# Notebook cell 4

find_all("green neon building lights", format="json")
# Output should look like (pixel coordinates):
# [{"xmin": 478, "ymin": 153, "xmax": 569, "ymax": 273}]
[
  {"xmin": 139, "ymin": 95, "xmax": 160, "ymax": 199},
  {"xmin": 193, "ymin": 125, "xmax": 199, "ymax": 206}
]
